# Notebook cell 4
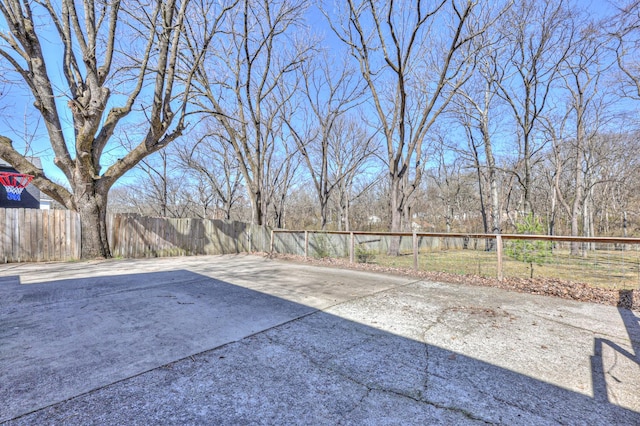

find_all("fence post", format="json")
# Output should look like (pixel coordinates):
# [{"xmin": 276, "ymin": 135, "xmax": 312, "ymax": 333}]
[
  {"xmin": 350, "ymin": 232, "xmax": 355, "ymax": 264},
  {"xmin": 270, "ymin": 229, "xmax": 274, "ymax": 254},
  {"xmin": 413, "ymin": 232, "xmax": 418, "ymax": 270},
  {"xmin": 304, "ymin": 231, "xmax": 309, "ymax": 259},
  {"xmin": 496, "ymin": 234, "xmax": 503, "ymax": 281}
]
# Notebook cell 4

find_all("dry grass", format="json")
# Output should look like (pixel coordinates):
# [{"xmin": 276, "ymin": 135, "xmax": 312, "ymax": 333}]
[
  {"xmin": 269, "ymin": 252, "xmax": 640, "ymax": 309},
  {"xmin": 363, "ymin": 247, "xmax": 640, "ymax": 291}
]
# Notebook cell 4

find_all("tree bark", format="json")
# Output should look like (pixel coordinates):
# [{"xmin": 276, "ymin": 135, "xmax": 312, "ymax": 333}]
[
  {"xmin": 249, "ymin": 189, "xmax": 264, "ymax": 226},
  {"xmin": 388, "ymin": 176, "xmax": 405, "ymax": 255},
  {"xmin": 487, "ymin": 147, "xmax": 500, "ymax": 235},
  {"xmin": 76, "ymin": 188, "xmax": 110, "ymax": 258},
  {"xmin": 570, "ymin": 141, "xmax": 584, "ymax": 255}
]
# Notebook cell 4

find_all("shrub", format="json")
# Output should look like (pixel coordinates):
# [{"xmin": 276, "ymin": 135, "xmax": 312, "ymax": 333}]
[
  {"xmin": 355, "ymin": 244, "xmax": 376, "ymax": 263},
  {"xmin": 505, "ymin": 213, "xmax": 552, "ymax": 278}
]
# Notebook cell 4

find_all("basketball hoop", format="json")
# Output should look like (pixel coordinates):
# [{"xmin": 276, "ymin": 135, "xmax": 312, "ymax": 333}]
[{"xmin": 0, "ymin": 172, "xmax": 34, "ymax": 201}]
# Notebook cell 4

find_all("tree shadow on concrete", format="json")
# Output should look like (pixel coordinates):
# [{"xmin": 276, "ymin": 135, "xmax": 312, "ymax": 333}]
[
  {"xmin": 1, "ymin": 272, "xmax": 639, "ymax": 424},
  {"xmin": 110, "ymin": 214, "xmax": 271, "ymax": 257},
  {"xmin": 591, "ymin": 290, "xmax": 640, "ymax": 405}
]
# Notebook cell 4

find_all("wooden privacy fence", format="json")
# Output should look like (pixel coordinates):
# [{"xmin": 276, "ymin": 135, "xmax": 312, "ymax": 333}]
[
  {"xmin": 0, "ymin": 209, "xmax": 271, "ymax": 262},
  {"xmin": 107, "ymin": 214, "xmax": 270, "ymax": 258},
  {"xmin": 0, "ymin": 208, "xmax": 81, "ymax": 262}
]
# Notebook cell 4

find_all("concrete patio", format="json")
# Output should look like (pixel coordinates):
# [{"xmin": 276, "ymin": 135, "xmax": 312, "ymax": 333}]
[{"xmin": 1, "ymin": 254, "xmax": 639, "ymax": 424}]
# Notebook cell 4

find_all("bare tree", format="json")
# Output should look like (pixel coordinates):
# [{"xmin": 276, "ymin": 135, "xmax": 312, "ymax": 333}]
[
  {"xmin": 329, "ymin": 118, "xmax": 379, "ymax": 231},
  {"xmin": 453, "ymin": 33, "xmax": 506, "ymax": 247},
  {"xmin": 0, "ymin": 0, "xmax": 224, "ymax": 258},
  {"xmin": 269, "ymin": 137, "xmax": 301, "ymax": 229},
  {"xmin": 176, "ymin": 127, "xmax": 244, "ymax": 220},
  {"xmin": 326, "ymin": 0, "xmax": 503, "ymax": 253},
  {"xmin": 427, "ymin": 144, "xmax": 479, "ymax": 233},
  {"xmin": 540, "ymin": 113, "xmax": 569, "ymax": 236},
  {"xmin": 493, "ymin": 0, "xmax": 574, "ymax": 215},
  {"xmin": 186, "ymin": 0, "xmax": 311, "ymax": 226},
  {"xmin": 140, "ymin": 151, "xmax": 172, "ymax": 218},
  {"xmin": 606, "ymin": 0, "xmax": 640, "ymax": 237},
  {"xmin": 284, "ymin": 52, "xmax": 373, "ymax": 229},
  {"xmin": 601, "ymin": 133, "xmax": 640, "ymax": 237},
  {"xmin": 554, "ymin": 21, "xmax": 612, "ymax": 253},
  {"xmin": 611, "ymin": 0, "xmax": 640, "ymax": 101}
]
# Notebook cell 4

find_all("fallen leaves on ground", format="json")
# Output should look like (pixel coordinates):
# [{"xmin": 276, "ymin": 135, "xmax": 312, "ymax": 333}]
[{"xmin": 263, "ymin": 253, "xmax": 639, "ymax": 310}]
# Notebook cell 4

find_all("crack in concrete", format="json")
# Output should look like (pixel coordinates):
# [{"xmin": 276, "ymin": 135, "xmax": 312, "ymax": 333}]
[
  {"xmin": 335, "ymin": 387, "xmax": 372, "ymax": 426},
  {"xmin": 463, "ymin": 373, "xmax": 584, "ymax": 425},
  {"xmin": 518, "ymin": 310, "xmax": 635, "ymax": 343},
  {"xmin": 419, "ymin": 326, "xmax": 495, "ymax": 424},
  {"xmin": 422, "ymin": 340, "xmax": 431, "ymax": 397},
  {"xmin": 268, "ymin": 327, "xmax": 493, "ymax": 424},
  {"xmin": 264, "ymin": 325, "xmax": 383, "ymax": 367}
]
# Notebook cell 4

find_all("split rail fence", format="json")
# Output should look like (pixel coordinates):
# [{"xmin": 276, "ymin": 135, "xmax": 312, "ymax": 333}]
[{"xmin": 270, "ymin": 230, "xmax": 640, "ymax": 290}]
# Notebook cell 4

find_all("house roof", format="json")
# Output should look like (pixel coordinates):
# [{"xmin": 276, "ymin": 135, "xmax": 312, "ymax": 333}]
[{"xmin": 0, "ymin": 157, "xmax": 43, "ymax": 169}]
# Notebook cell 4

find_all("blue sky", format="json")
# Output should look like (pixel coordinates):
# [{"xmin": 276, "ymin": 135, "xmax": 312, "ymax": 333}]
[{"xmin": 0, "ymin": 0, "xmax": 628, "ymax": 189}]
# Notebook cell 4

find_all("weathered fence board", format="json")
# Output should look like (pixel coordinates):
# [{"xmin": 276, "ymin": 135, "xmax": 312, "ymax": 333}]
[
  {"xmin": 0, "ymin": 208, "xmax": 81, "ymax": 262},
  {"xmin": 0, "ymin": 209, "xmax": 273, "ymax": 263},
  {"xmin": 105, "ymin": 214, "xmax": 271, "ymax": 258}
]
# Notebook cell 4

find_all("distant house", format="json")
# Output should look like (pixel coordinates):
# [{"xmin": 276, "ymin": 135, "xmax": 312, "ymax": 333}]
[
  {"xmin": 368, "ymin": 215, "xmax": 381, "ymax": 226},
  {"xmin": 411, "ymin": 220, "xmax": 436, "ymax": 231},
  {"xmin": 0, "ymin": 158, "xmax": 44, "ymax": 209},
  {"xmin": 411, "ymin": 213, "xmax": 436, "ymax": 232}
]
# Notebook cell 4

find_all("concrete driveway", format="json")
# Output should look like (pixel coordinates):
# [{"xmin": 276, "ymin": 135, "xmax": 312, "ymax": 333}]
[{"xmin": 1, "ymin": 254, "xmax": 639, "ymax": 424}]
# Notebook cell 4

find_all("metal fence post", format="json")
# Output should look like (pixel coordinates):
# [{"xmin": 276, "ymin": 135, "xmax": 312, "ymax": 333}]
[{"xmin": 304, "ymin": 231, "xmax": 309, "ymax": 259}]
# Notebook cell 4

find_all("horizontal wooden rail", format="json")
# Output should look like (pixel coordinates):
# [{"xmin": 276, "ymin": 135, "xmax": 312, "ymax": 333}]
[
  {"xmin": 272, "ymin": 229, "xmax": 640, "ymax": 245},
  {"xmin": 498, "ymin": 234, "xmax": 640, "ymax": 244}
]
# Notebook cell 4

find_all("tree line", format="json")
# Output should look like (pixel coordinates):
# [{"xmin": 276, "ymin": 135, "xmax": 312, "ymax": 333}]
[{"xmin": 0, "ymin": 0, "xmax": 639, "ymax": 258}]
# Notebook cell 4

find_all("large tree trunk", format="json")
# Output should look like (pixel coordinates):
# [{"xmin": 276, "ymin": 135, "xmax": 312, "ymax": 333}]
[
  {"xmin": 76, "ymin": 188, "xmax": 110, "ymax": 259},
  {"xmin": 570, "ymin": 204, "xmax": 581, "ymax": 255},
  {"xmin": 320, "ymin": 198, "xmax": 329, "ymax": 230},
  {"xmin": 337, "ymin": 196, "xmax": 344, "ymax": 232},
  {"xmin": 486, "ymin": 147, "xmax": 500, "ymax": 237},
  {"xmin": 337, "ymin": 184, "xmax": 350, "ymax": 232},
  {"xmin": 343, "ymin": 198, "xmax": 350, "ymax": 232},
  {"xmin": 249, "ymin": 189, "xmax": 264, "ymax": 226},
  {"xmin": 474, "ymin": 121, "xmax": 496, "ymax": 250},
  {"xmin": 388, "ymin": 177, "xmax": 404, "ymax": 255},
  {"xmin": 523, "ymin": 134, "xmax": 533, "ymax": 215},
  {"xmin": 570, "ymin": 114, "xmax": 585, "ymax": 256},
  {"xmin": 489, "ymin": 169, "xmax": 500, "ymax": 235},
  {"xmin": 549, "ymin": 185, "xmax": 557, "ymax": 236}
]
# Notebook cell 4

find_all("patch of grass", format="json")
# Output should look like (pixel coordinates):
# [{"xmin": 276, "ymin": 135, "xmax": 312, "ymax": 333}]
[{"xmin": 365, "ymin": 248, "xmax": 640, "ymax": 290}]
